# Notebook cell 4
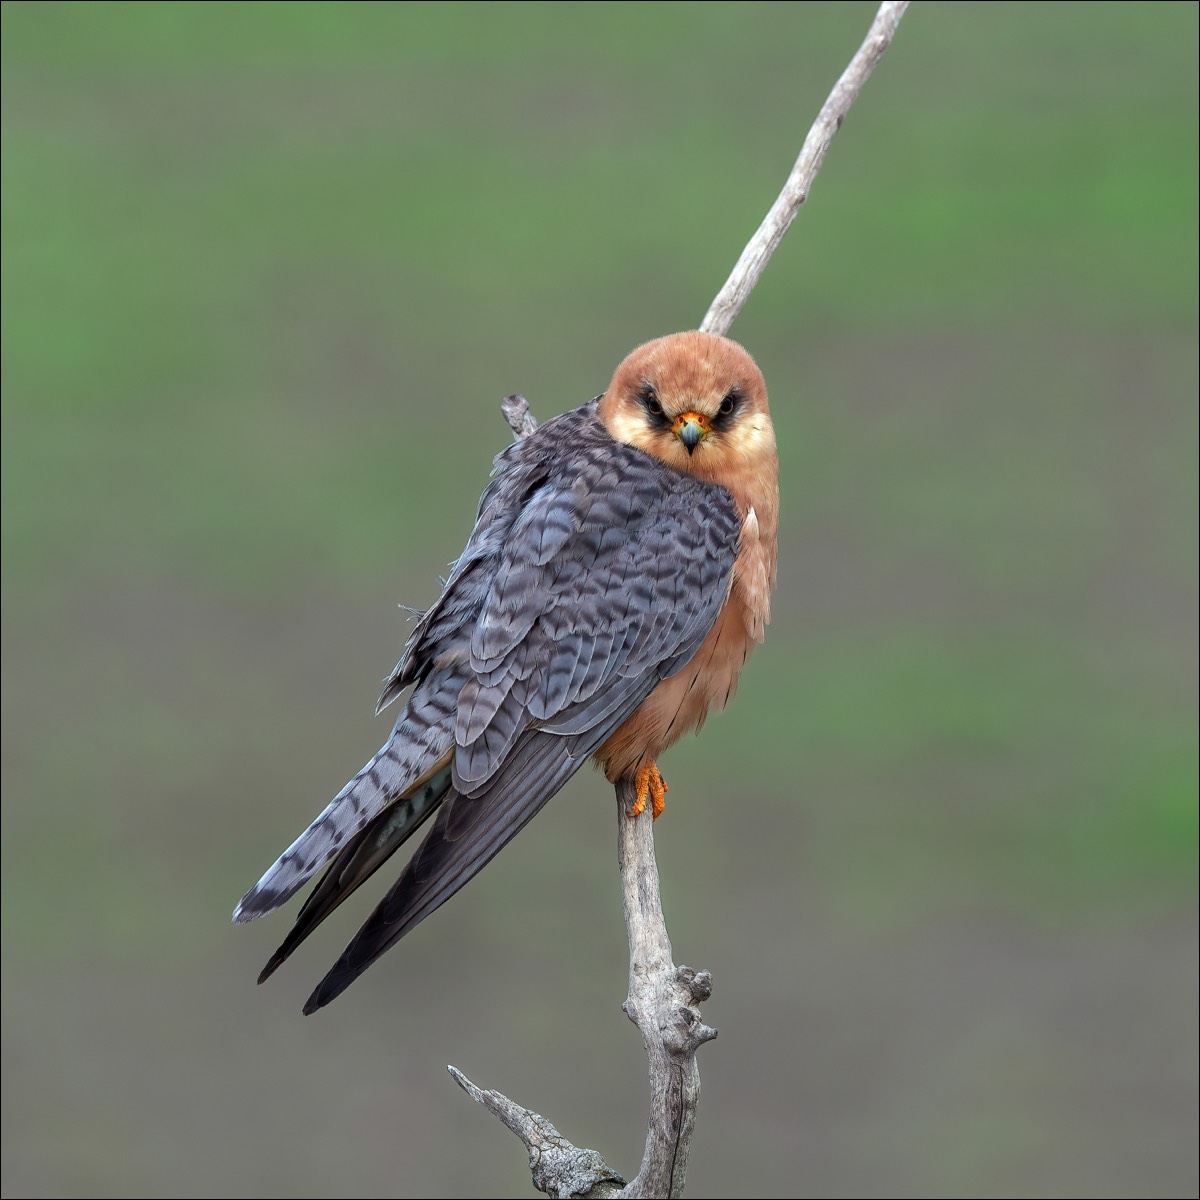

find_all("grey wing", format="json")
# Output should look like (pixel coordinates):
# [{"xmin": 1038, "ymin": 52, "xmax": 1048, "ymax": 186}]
[
  {"xmin": 234, "ymin": 416, "xmax": 571, "ymax": 929},
  {"xmin": 454, "ymin": 435, "xmax": 740, "ymax": 794},
  {"xmin": 255, "ymin": 759, "xmax": 454, "ymax": 984},
  {"xmin": 302, "ymin": 423, "xmax": 741, "ymax": 1011}
]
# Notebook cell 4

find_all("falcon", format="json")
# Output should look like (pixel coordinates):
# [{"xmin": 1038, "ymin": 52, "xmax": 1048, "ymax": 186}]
[{"xmin": 233, "ymin": 330, "xmax": 779, "ymax": 1013}]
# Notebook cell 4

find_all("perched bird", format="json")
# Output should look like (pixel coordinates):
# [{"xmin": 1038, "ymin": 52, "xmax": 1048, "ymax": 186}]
[{"xmin": 233, "ymin": 330, "xmax": 779, "ymax": 1013}]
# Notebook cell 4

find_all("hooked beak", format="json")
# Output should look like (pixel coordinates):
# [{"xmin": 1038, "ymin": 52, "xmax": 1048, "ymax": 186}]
[{"xmin": 672, "ymin": 412, "xmax": 710, "ymax": 455}]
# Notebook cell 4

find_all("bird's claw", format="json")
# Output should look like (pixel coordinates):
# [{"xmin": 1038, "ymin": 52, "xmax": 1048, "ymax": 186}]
[{"xmin": 628, "ymin": 761, "xmax": 668, "ymax": 820}]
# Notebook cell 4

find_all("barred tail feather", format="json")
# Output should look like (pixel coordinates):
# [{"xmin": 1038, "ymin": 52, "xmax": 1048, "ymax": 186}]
[
  {"xmin": 256, "ymin": 760, "xmax": 454, "ymax": 982},
  {"xmin": 302, "ymin": 672, "xmax": 661, "ymax": 1014},
  {"xmin": 231, "ymin": 668, "xmax": 462, "ymax": 924}
]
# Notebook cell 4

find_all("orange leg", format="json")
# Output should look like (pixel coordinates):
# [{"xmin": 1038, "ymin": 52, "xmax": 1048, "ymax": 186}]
[{"xmin": 628, "ymin": 761, "xmax": 669, "ymax": 820}]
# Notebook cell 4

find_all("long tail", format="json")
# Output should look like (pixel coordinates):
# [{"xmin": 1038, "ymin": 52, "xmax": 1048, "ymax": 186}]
[
  {"xmin": 256, "ymin": 759, "xmax": 454, "ymax": 983},
  {"xmin": 300, "ymin": 721, "xmax": 625, "ymax": 1014},
  {"xmin": 231, "ymin": 666, "xmax": 461, "ymax": 924}
]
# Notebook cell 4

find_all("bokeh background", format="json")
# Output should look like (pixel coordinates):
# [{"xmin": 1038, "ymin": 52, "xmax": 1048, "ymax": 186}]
[{"xmin": 2, "ymin": 2, "xmax": 1196, "ymax": 1197}]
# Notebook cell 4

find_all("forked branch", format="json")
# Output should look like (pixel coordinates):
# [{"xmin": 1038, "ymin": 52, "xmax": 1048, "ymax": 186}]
[
  {"xmin": 450, "ymin": 4, "xmax": 909, "ymax": 1196},
  {"xmin": 450, "ymin": 782, "xmax": 716, "ymax": 1198}
]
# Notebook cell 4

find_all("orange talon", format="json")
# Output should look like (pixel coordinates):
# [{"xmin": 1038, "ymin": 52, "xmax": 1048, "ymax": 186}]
[{"xmin": 628, "ymin": 761, "xmax": 668, "ymax": 820}]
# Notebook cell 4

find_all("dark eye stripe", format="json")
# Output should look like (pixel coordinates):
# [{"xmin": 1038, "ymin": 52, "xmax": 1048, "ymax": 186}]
[
  {"xmin": 637, "ymin": 384, "xmax": 669, "ymax": 426},
  {"xmin": 714, "ymin": 389, "xmax": 741, "ymax": 426}
]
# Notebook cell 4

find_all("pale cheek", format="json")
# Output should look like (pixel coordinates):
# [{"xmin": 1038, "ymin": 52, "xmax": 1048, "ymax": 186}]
[
  {"xmin": 606, "ymin": 408, "xmax": 656, "ymax": 453},
  {"xmin": 723, "ymin": 422, "xmax": 773, "ymax": 459}
]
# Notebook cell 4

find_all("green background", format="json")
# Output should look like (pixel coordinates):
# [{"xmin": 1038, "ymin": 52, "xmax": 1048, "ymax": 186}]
[{"xmin": 2, "ymin": 2, "xmax": 1196, "ymax": 1196}]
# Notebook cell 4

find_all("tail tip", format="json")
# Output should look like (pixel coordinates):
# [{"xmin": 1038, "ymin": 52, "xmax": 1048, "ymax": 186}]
[
  {"xmin": 257, "ymin": 954, "xmax": 284, "ymax": 986},
  {"xmin": 302, "ymin": 969, "xmax": 353, "ymax": 1015}
]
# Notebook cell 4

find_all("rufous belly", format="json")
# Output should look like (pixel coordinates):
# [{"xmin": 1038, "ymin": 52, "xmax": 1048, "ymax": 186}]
[{"xmin": 595, "ymin": 595, "xmax": 758, "ymax": 783}]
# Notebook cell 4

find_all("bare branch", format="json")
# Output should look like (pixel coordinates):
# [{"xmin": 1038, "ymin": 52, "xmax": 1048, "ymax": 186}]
[
  {"xmin": 453, "ymin": 7, "xmax": 910, "ymax": 1193},
  {"xmin": 448, "ymin": 1067, "xmax": 626, "ymax": 1199},
  {"xmin": 450, "ymin": 783, "xmax": 717, "ymax": 1199},
  {"xmin": 501, "ymin": 393, "xmax": 539, "ymax": 439},
  {"xmin": 700, "ymin": 0, "xmax": 909, "ymax": 336},
  {"xmin": 613, "ymin": 779, "xmax": 718, "ymax": 1198}
]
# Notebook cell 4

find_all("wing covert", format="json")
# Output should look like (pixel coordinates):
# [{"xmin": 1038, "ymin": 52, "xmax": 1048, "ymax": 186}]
[{"xmin": 448, "ymin": 407, "xmax": 742, "ymax": 796}]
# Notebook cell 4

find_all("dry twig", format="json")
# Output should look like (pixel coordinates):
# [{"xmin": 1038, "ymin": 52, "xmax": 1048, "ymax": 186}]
[
  {"xmin": 702, "ymin": 0, "xmax": 910, "ymax": 337},
  {"xmin": 450, "ymin": 5, "xmax": 908, "ymax": 1196}
]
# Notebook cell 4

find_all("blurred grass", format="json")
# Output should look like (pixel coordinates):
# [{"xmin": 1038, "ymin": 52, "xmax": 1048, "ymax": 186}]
[{"xmin": 2, "ymin": 3, "xmax": 1197, "ymax": 1198}]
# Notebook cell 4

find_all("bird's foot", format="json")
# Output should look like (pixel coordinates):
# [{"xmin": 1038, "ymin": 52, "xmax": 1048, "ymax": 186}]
[{"xmin": 628, "ymin": 761, "xmax": 668, "ymax": 821}]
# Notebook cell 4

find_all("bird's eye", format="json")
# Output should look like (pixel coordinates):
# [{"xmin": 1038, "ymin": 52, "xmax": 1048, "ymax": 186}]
[
  {"xmin": 643, "ymin": 389, "xmax": 663, "ymax": 417},
  {"xmin": 719, "ymin": 392, "xmax": 738, "ymax": 416}
]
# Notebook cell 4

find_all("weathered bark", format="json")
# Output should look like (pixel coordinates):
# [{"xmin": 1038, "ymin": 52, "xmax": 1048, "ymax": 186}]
[
  {"xmin": 450, "ymin": 6, "xmax": 910, "ymax": 1194},
  {"xmin": 451, "ymin": 781, "xmax": 717, "ymax": 1198}
]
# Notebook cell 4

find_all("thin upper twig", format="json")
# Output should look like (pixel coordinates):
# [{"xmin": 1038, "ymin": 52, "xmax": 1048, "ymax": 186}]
[{"xmin": 700, "ymin": 0, "xmax": 909, "ymax": 337}]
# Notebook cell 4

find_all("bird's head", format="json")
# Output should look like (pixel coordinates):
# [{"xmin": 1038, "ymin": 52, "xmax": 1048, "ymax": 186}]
[{"xmin": 598, "ymin": 331, "xmax": 775, "ymax": 486}]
